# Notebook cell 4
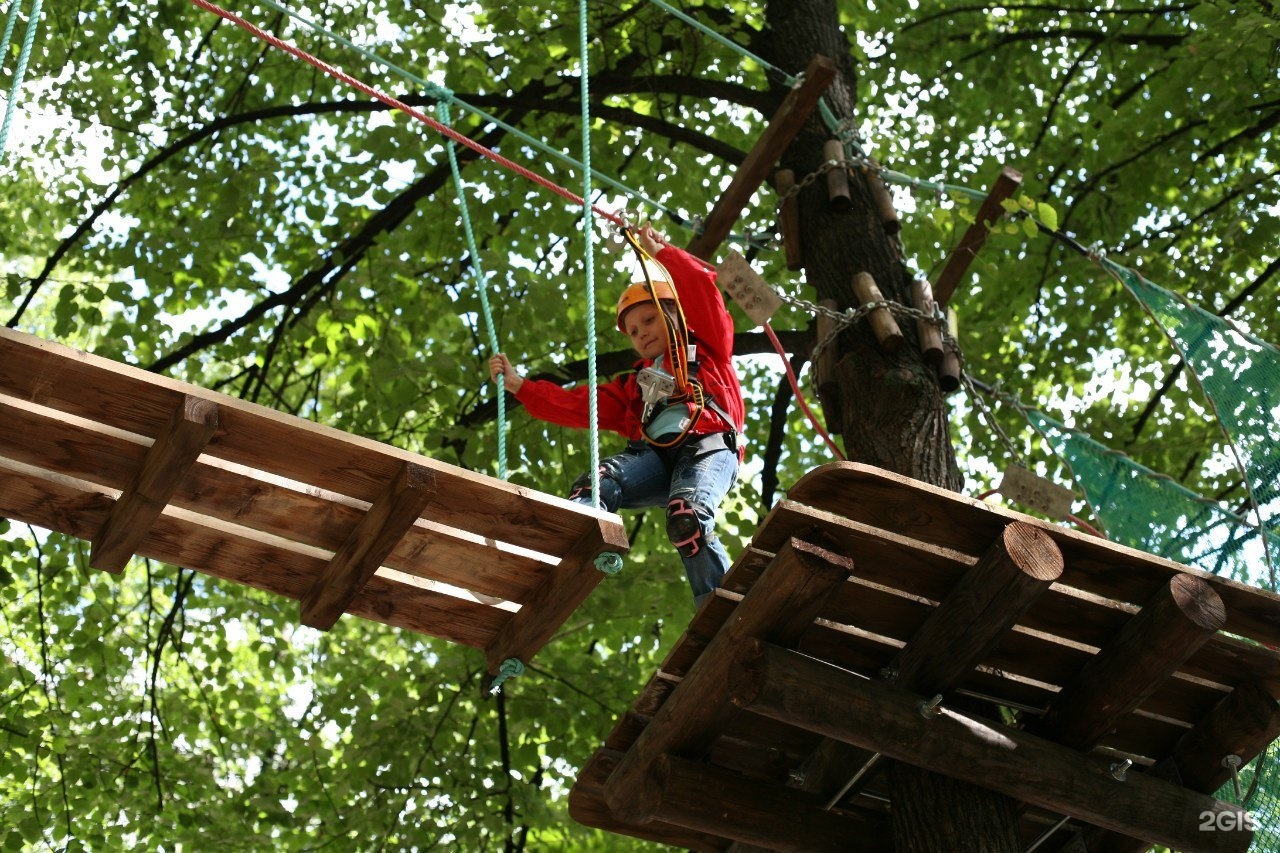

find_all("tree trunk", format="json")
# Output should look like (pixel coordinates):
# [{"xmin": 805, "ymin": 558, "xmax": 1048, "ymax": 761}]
[{"xmin": 760, "ymin": 1, "xmax": 1007, "ymax": 850}]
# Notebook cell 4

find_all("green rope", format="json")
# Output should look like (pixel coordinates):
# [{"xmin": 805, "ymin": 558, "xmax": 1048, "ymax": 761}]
[
  {"xmin": 488, "ymin": 657, "xmax": 525, "ymax": 694},
  {"xmin": 0, "ymin": 0, "xmax": 42, "ymax": 160},
  {"xmin": 579, "ymin": 0, "xmax": 603, "ymax": 509},
  {"xmin": 440, "ymin": 101, "xmax": 507, "ymax": 480}
]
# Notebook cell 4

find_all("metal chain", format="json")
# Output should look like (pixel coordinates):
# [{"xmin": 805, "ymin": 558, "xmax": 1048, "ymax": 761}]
[{"xmin": 963, "ymin": 373, "xmax": 1028, "ymax": 467}]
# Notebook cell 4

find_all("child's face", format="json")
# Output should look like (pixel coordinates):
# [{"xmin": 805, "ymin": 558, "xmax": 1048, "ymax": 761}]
[{"xmin": 623, "ymin": 303, "xmax": 668, "ymax": 360}]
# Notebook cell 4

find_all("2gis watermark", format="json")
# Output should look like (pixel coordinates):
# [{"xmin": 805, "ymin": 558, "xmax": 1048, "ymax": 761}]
[{"xmin": 1198, "ymin": 810, "xmax": 1259, "ymax": 832}]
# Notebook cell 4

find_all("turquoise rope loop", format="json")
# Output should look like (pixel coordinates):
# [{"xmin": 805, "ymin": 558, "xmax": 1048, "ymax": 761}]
[
  {"xmin": 488, "ymin": 657, "xmax": 525, "ymax": 694},
  {"xmin": 439, "ymin": 101, "xmax": 507, "ymax": 480},
  {"xmin": 0, "ymin": 0, "xmax": 43, "ymax": 160},
  {"xmin": 594, "ymin": 551, "xmax": 624, "ymax": 575}
]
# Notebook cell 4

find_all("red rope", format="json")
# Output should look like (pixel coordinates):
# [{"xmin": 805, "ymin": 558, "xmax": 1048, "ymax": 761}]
[
  {"xmin": 189, "ymin": 0, "xmax": 623, "ymax": 226},
  {"xmin": 763, "ymin": 322, "xmax": 845, "ymax": 461}
]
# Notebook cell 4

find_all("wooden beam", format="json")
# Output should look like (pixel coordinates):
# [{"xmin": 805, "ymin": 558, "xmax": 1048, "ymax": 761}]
[
  {"xmin": 932, "ymin": 165, "xmax": 1022, "ymax": 308},
  {"xmin": 603, "ymin": 532, "xmax": 855, "ymax": 823},
  {"xmin": 1032, "ymin": 574, "xmax": 1226, "ymax": 750},
  {"xmin": 90, "ymin": 395, "xmax": 219, "ymax": 573},
  {"xmin": 634, "ymin": 753, "xmax": 891, "ymax": 853},
  {"xmin": 484, "ymin": 515, "xmax": 630, "ymax": 673},
  {"xmin": 686, "ymin": 55, "xmax": 837, "ymax": 261},
  {"xmin": 569, "ymin": 748, "xmax": 727, "ymax": 853},
  {"xmin": 731, "ymin": 639, "xmax": 1253, "ymax": 853},
  {"xmin": 1084, "ymin": 680, "xmax": 1280, "ymax": 853},
  {"xmin": 300, "ymin": 461, "xmax": 437, "ymax": 630},
  {"xmin": 891, "ymin": 520, "xmax": 1064, "ymax": 692}
]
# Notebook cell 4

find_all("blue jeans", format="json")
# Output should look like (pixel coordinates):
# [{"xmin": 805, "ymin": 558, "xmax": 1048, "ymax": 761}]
[{"xmin": 570, "ymin": 435, "xmax": 739, "ymax": 609}]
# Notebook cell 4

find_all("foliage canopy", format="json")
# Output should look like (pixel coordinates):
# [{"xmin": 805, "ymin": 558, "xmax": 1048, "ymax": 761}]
[{"xmin": 1, "ymin": 0, "xmax": 1276, "ymax": 848}]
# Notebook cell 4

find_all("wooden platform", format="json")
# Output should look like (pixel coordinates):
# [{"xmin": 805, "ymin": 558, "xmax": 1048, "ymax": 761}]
[
  {"xmin": 570, "ymin": 463, "xmax": 1280, "ymax": 853},
  {"xmin": 0, "ymin": 328, "xmax": 628, "ymax": 673}
]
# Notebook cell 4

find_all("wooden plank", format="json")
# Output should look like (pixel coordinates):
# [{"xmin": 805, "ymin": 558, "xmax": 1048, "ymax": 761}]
[
  {"xmin": 483, "ymin": 516, "xmax": 630, "ymax": 674},
  {"xmin": 0, "ymin": 458, "xmax": 508, "ymax": 648},
  {"xmin": 1033, "ymin": 575, "xmax": 1226, "ymax": 750},
  {"xmin": 0, "ymin": 395, "xmax": 555, "ymax": 601},
  {"xmin": 685, "ymin": 55, "xmax": 837, "ymax": 261},
  {"xmin": 0, "ymin": 327, "xmax": 605, "ymax": 556},
  {"xmin": 90, "ymin": 394, "xmax": 220, "ymax": 573},
  {"xmin": 932, "ymin": 165, "xmax": 1023, "ymax": 308},
  {"xmin": 732, "ymin": 640, "xmax": 1253, "ymax": 853},
  {"xmin": 782, "ymin": 462, "xmax": 1280, "ymax": 649},
  {"xmin": 300, "ymin": 461, "xmax": 437, "ymax": 630},
  {"xmin": 603, "ymin": 532, "xmax": 855, "ymax": 824},
  {"xmin": 748, "ymin": 502, "xmax": 1274, "ymax": 711},
  {"xmin": 634, "ymin": 753, "xmax": 891, "ymax": 853}
]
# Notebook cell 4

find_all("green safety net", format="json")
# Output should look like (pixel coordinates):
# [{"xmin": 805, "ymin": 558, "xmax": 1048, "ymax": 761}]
[
  {"xmin": 1010, "ymin": 264, "xmax": 1280, "ymax": 851},
  {"xmin": 1107, "ymin": 263, "xmax": 1280, "ymax": 579}
]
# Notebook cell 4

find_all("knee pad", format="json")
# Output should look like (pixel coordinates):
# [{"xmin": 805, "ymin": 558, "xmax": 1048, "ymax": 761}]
[
  {"xmin": 666, "ymin": 498, "xmax": 709, "ymax": 558},
  {"xmin": 568, "ymin": 468, "xmax": 622, "ymax": 510}
]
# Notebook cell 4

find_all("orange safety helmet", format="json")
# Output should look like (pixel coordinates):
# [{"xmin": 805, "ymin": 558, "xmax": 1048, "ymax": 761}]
[{"xmin": 615, "ymin": 279, "xmax": 677, "ymax": 332}]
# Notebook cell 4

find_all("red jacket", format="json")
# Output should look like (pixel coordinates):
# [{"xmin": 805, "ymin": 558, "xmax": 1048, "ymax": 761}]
[{"xmin": 516, "ymin": 244, "xmax": 745, "ymax": 443}]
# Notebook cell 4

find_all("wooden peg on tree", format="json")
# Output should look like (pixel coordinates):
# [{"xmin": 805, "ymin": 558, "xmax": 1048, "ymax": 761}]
[
  {"xmin": 866, "ymin": 159, "xmax": 900, "ymax": 235},
  {"xmin": 815, "ymin": 298, "xmax": 842, "ymax": 436},
  {"xmin": 775, "ymin": 169, "xmax": 803, "ymax": 271},
  {"xmin": 824, "ymin": 140, "xmax": 851, "ymax": 211},
  {"xmin": 909, "ymin": 278, "xmax": 943, "ymax": 366},
  {"xmin": 851, "ymin": 272, "xmax": 904, "ymax": 354},
  {"xmin": 937, "ymin": 307, "xmax": 961, "ymax": 393}
]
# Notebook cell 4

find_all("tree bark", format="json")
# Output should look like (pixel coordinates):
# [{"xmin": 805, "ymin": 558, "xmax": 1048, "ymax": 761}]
[{"xmin": 760, "ymin": 0, "xmax": 998, "ymax": 849}]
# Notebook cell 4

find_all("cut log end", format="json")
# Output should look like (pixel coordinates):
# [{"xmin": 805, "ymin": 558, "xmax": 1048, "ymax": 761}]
[
  {"xmin": 1000, "ymin": 521, "xmax": 1065, "ymax": 582},
  {"xmin": 1169, "ymin": 574, "xmax": 1227, "ymax": 632}
]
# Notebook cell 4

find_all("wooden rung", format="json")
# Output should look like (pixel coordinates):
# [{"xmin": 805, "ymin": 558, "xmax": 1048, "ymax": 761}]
[
  {"xmin": 1032, "ymin": 574, "xmax": 1227, "ymax": 751},
  {"xmin": 686, "ymin": 55, "xmax": 837, "ymax": 261},
  {"xmin": 604, "ymin": 532, "xmax": 855, "ymax": 824},
  {"xmin": 932, "ymin": 165, "xmax": 1023, "ymax": 309},
  {"xmin": 890, "ymin": 520, "xmax": 1064, "ymax": 692},
  {"xmin": 300, "ymin": 461, "xmax": 437, "ymax": 630},
  {"xmin": 732, "ymin": 640, "xmax": 1254, "ymax": 853},
  {"xmin": 90, "ymin": 394, "xmax": 220, "ymax": 573}
]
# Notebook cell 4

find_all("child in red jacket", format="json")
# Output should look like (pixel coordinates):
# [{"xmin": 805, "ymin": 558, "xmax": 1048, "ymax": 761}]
[{"xmin": 489, "ymin": 224, "xmax": 745, "ymax": 608}]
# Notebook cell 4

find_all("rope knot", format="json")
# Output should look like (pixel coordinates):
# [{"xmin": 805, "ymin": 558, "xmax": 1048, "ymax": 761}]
[
  {"xmin": 594, "ymin": 552, "xmax": 624, "ymax": 575},
  {"xmin": 488, "ymin": 658, "xmax": 525, "ymax": 695}
]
